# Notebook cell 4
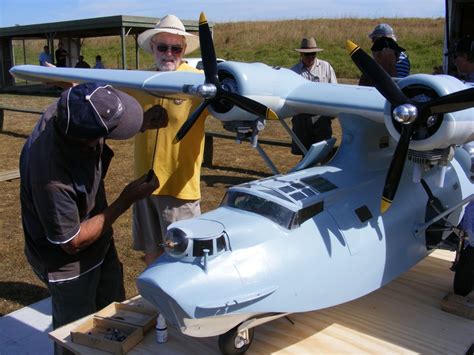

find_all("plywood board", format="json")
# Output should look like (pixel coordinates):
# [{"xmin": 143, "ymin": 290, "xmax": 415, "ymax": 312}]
[{"xmin": 50, "ymin": 250, "xmax": 474, "ymax": 354}]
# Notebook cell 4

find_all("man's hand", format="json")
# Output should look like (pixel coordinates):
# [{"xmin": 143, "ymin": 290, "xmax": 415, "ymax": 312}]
[
  {"xmin": 373, "ymin": 48, "xmax": 397, "ymax": 77},
  {"xmin": 119, "ymin": 173, "xmax": 160, "ymax": 205},
  {"xmin": 141, "ymin": 105, "xmax": 169, "ymax": 132},
  {"xmin": 63, "ymin": 173, "xmax": 159, "ymax": 254}
]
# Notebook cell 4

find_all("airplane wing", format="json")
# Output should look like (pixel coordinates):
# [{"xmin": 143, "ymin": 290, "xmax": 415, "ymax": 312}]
[
  {"xmin": 10, "ymin": 63, "xmax": 391, "ymax": 131},
  {"xmin": 9, "ymin": 65, "xmax": 204, "ymax": 99}
]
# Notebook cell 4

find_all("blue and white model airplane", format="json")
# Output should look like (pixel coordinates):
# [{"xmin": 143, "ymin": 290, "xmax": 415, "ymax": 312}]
[{"xmin": 9, "ymin": 13, "xmax": 474, "ymax": 355}]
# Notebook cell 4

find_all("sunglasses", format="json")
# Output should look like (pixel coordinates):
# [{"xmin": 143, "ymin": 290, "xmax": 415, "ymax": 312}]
[
  {"xmin": 303, "ymin": 52, "xmax": 317, "ymax": 57},
  {"xmin": 155, "ymin": 43, "xmax": 183, "ymax": 54}
]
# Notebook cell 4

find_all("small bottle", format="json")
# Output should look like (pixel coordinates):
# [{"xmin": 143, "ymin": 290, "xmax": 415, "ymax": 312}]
[{"xmin": 156, "ymin": 313, "xmax": 168, "ymax": 343}]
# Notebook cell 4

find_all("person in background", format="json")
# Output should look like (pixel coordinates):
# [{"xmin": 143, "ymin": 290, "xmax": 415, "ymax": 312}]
[
  {"xmin": 94, "ymin": 55, "xmax": 105, "ymax": 69},
  {"xmin": 289, "ymin": 37, "xmax": 337, "ymax": 156},
  {"xmin": 359, "ymin": 36, "xmax": 407, "ymax": 86},
  {"xmin": 19, "ymin": 82, "xmax": 163, "ymax": 343},
  {"xmin": 132, "ymin": 14, "xmax": 207, "ymax": 266},
  {"xmin": 448, "ymin": 35, "xmax": 474, "ymax": 82},
  {"xmin": 38, "ymin": 45, "xmax": 52, "ymax": 66},
  {"xmin": 448, "ymin": 36, "xmax": 474, "ymax": 296},
  {"xmin": 75, "ymin": 55, "xmax": 90, "ymax": 68},
  {"xmin": 55, "ymin": 41, "xmax": 68, "ymax": 67},
  {"xmin": 368, "ymin": 23, "xmax": 410, "ymax": 78}
]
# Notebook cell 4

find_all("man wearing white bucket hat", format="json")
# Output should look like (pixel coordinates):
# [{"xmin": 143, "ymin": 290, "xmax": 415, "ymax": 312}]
[{"xmin": 132, "ymin": 14, "xmax": 208, "ymax": 265}]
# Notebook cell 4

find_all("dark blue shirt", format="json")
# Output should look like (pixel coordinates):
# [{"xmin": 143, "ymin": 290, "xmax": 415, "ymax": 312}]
[{"xmin": 20, "ymin": 103, "xmax": 114, "ymax": 282}]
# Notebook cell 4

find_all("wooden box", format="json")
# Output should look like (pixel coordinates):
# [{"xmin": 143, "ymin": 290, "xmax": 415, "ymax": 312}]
[
  {"xmin": 71, "ymin": 317, "xmax": 143, "ymax": 355},
  {"xmin": 95, "ymin": 302, "xmax": 158, "ymax": 332}
]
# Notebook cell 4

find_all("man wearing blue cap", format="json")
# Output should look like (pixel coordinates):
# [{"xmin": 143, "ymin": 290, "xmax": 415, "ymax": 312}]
[{"xmin": 19, "ymin": 83, "xmax": 165, "ymax": 339}]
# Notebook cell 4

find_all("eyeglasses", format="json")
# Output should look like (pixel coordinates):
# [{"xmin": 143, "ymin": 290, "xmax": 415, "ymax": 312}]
[{"xmin": 155, "ymin": 43, "xmax": 183, "ymax": 54}]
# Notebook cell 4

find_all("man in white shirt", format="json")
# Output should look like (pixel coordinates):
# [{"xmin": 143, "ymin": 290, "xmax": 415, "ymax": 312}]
[{"xmin": 290, "ymin": 37, "xmax": 337, "ymax": 156}]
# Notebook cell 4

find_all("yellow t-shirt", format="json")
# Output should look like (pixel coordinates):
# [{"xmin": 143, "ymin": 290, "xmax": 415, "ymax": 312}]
[{"xmin": 132, "ymin": 63, "xmax": 207, "ymax": 200}]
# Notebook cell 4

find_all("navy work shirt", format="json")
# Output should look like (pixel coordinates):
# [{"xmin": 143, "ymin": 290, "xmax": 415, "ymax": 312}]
[{"xmin": 20, "ymin": 103, "xmax": 114, "ymax": 283}]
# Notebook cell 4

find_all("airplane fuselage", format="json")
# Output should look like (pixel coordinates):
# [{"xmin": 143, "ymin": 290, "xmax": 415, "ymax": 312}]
[{"xmin": 137, "ymin": 114, "xmax": 473, "ymax": 337}]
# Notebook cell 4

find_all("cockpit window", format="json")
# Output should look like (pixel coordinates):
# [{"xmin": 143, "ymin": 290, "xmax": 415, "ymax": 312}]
[
  {"xmin": 221, "ymin": 191, "xmax": 296, "ymax": 229},
  {"xmin": 300, "ymin": 175, "xmax": 337, "ymax": 192}
]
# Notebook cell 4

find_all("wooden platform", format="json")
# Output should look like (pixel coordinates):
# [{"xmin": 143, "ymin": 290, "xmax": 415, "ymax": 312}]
[{"xmin": 50, "ymin": 250, "xmax": 474, "ymax": 354}]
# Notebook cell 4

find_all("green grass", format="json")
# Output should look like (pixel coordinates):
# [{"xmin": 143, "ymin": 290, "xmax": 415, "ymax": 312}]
[{"xmin": 12, "ymin": 18, "xmax": 444, "ymax": 79}]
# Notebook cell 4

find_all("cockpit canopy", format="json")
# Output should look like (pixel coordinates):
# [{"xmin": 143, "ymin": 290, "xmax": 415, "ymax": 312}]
[{"xmin": 221, "ymin": 174, "xmax": 336, "ymax": 229}]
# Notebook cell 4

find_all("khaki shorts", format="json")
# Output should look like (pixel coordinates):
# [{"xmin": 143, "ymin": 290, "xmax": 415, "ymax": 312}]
[{"xmin": 132, "ymin": 195, "xmax": 200, "ymax": 253}]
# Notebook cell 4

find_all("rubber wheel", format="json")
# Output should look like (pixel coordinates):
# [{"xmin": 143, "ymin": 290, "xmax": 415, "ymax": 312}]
[
  {"xmin": 218, "ymin": 325, "xmax": 254, "ymax": 355},
  {"xmin": 453, "ymin": 246, "xmax": 474, "ymax": 296}
]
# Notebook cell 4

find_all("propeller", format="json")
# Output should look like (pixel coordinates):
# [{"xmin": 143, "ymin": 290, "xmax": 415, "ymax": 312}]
[
  {"xmin": 346, "ymin": 40, "xmax": 474, "ymax": 214},
  {"xmin": 174, "ymin": 12, "xmax": 278, "ymax": 143}
]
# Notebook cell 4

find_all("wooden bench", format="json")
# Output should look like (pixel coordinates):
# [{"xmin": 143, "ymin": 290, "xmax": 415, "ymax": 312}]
[
  {"xmin": 0, "ymin": 105, "xmax": 43, "ymax": 131},
  {"xmin": 0, "ymin": 106, "xmax": 43, "ymax": 182},
  {"xmin": 0, "ymin": 169, "xmax": 20, "ymax": 182}
]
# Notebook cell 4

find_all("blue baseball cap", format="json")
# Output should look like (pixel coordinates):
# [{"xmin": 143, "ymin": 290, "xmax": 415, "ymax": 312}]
[{"xmin": 55, "ymin": 82, "xmax": 143, "ymax": 140}]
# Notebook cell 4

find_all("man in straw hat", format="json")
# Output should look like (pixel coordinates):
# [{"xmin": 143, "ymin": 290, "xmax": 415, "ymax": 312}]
[
  {"xmin": 132, "ymin": 14, "xmax": 208, "ymax": 265},
  {"xmin": 290, "ymin": 37, "xmax": 337, "ymax": 156}
]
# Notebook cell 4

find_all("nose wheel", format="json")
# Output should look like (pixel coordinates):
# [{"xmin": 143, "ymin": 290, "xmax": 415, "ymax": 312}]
[{"xmin": 218, "ymin": 324, "xmax": 254, "ymax": 354}]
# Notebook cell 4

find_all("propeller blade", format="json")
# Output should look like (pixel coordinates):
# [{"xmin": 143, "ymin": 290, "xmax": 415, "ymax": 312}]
[
  {"xmin": 218, "ymin": 89, "xmax": 278, "ymax": 120},
  {"xmin": 174, "ymin": 100, "xmax": 209, "ymax": 143},
  {"xmin": 199, "ymin": 12, "xmax": 219, "ymax": 86},
  {"xmin": 422, "ymin": 87, "xmax": 474, "ymax": 115},
  {"xmin": 380, "ymin": 123, "xmax": 416, "ymax": 213},
  {"xmin": 346, "ymin": 40, "xmax": 409, "ymax": 107}
]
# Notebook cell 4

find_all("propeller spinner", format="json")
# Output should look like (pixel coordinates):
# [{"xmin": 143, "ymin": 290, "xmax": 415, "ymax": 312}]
[
  {"xmin": 346, "ymin": 40, "xmax": 474, "ymax": 214},
  {"xmin": 174, "ymin": 12, "xmax": 278, "ymax": 143}
]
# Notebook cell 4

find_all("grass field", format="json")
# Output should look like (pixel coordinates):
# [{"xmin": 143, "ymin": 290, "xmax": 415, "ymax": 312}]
[
  {"xmin": 1, "ymin": 17, "xmax": 445, "ymax": 317},
  {"xmin": 13, "ymin": 18, "xmax": 444, "ymax": 78}
]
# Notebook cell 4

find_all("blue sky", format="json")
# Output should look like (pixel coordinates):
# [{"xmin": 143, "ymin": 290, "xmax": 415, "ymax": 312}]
[{"xmin": 0, "ymin": 0, "xmax": 445, "ymax": 27}]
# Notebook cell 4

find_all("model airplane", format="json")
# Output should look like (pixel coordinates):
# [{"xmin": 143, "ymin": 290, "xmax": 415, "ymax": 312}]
[{"xmin": 9, "ymin": 12, "xmax": 474, "ymax": 354}]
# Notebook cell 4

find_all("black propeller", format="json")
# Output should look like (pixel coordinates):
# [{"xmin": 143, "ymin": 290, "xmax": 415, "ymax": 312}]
[
  {"xmin": 174, "ymin": 12, "xmax": 278, "ymax": 143},
  {"xmin": 346, "ymin": 40, "xmax": 474, "ymax": 213}
]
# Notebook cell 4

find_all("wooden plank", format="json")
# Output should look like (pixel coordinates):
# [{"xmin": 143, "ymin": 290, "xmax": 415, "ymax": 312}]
[
  {"xmin": 0, "ymin": 106, "xmax": 43, "ymax": 115},
  {"xmin": 0, "ymin": 106, "xmax": 43, "ymax": 131},
  {"xmin": 49, "ymin": 250, "xmax": 474, "ymax": 354},
  {"xmin": 0, "ymin": 169, "xmax": 20, "ymax": 182}
]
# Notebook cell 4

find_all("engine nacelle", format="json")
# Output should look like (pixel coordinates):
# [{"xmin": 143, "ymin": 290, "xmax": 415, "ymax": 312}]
[
  {"xmin": 384, "ymin": 74, "xmax": 474, "ymax": 151},
  {"xmin": 207, "ymin": 61, "xmax": 303, "ymax": 122}
]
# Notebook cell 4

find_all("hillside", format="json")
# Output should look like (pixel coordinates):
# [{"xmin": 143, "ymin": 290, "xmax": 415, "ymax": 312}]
[{"xmin": 13, "ymin": 18, "xmax": 444, "ymax": 79}]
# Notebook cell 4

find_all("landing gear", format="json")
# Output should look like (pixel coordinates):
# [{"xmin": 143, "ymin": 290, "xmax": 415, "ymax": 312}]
[
  {"xmin": 453, "ymin": 245, "xmax": 474, "ymax": 296},
  {"xmin": 218, "ymin": 325, "xmax": 254, "ymax": 355}
]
